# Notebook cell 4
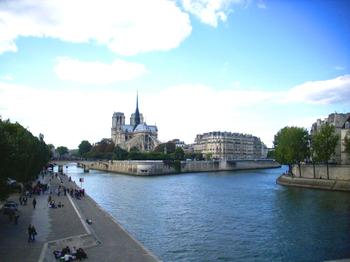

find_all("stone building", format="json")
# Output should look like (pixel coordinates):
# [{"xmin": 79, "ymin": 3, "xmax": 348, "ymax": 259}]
[
  {"xmin": 111, "ymin": 95, "xmax": 160, "ymax": 152},
  {"xmin": 311, "ymin": 112, "xmax": 350, "ymax": 164},
  {"xmin": 193, "ymin": 131, "xmax": 267, "ymax": 160}
]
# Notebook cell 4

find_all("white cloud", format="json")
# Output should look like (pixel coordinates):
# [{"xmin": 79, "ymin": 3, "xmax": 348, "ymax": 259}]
[
  {"xmin": 1, "ymin": 75, "xmax": 348, "ymax": 149},
  {"xmin": 0, "ymin": 81, "xmax": 277, "ymax": 148},
  {"xmin": 0, "ymin": 0, "xmax": 192, "ymax": 55},
  {"xmin": 282, "ymin": 75, "xmax": 350, "ymax": 105},
  {"xmin": 0, "ymin": 74, "xmax": 14, "ymax": 81},
  {"xmin": 181, "ymin": 0, "xmax": 247, "ymax": 27},
  {"xmin": 54, "ymin": 57, "xmax": 147, "ymax": 84},
  {"xmin": 257, "ymin": 0, "xmax": 267, "ymax": 9}
]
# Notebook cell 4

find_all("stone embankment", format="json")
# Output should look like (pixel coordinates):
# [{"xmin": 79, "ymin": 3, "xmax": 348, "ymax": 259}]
[
  {"xmin": 277, "ymin": 165, "xmax": 350, "ymax": 192},
  {"xmin": 78, "ymin": 159, "xmax": 280, "ymax": 176},
  {"xmin": 0, "ymin": 172, "xmax": 159, "ymax": 262},
  {"xmin": 277, "ymin": 175, "xmax": 350, "ymax": 192}
]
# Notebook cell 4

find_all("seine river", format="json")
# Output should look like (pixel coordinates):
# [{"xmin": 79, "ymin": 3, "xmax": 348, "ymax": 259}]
[{"xmin": 65, "ymin": 164, "xmax": 350, "ymax": 262}]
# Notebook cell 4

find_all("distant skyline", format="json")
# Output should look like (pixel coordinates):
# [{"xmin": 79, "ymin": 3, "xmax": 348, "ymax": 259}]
[{"xmin": 0, "ymin": 0, "xmax": 349, "ymax": 149}]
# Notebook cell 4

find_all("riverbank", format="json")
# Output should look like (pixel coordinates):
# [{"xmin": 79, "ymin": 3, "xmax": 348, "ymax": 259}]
[
  {"xmin": 276, "ymin": 174, "xmax": 350, "ymax": 192},
  {"xmin": 0, "ymin": 173, "xmax": 159, "ymax": 262},
  {"xmin": 76, "ymin": 159, "xmax": 280, "ymax": 176}
]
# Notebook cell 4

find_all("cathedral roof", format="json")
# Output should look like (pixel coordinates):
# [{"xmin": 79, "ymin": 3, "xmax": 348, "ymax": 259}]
[
  {"xmin": 121, "ymin": 125, "xmax": 134, "ymax": 132},
  {"xmin": 134, "ymin": 123, "xmax": 157, "ymax": 133}
]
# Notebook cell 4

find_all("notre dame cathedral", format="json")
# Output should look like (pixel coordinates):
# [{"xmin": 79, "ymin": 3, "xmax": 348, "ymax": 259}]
[{"xmin": 111, "ymin": 94, "xmax": 160, "ymax": 152}]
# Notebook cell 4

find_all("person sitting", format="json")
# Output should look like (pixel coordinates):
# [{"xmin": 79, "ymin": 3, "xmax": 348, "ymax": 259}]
[
  {"xmin": 53, "ymin": 250, "xmax": 62, "ymax": 259},
  {"xmin": 63, "ymin": 253, "xmax": 74, "ymax": 261},
  {"xmin": 61, "ymin": 246, "xmax": 71, "ymax": 255},
  {"xmin": 49, "ymin": 200, "xmax": 56, "ymax": 208},
  {"xmin": 76, "ymin": 248, "xmax": 88, "ymax": 260}
]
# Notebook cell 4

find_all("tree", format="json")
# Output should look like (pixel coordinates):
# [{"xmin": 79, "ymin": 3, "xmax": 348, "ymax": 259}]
[
  {"xmin": 56, "ymin": 146, "xmax": 69, "ymax": 158},
  {"xmin": 274, "ymin": 126, "xmax": 309, "ymax": 176},
  {"xmin": 114, "ymin": 146, "xmax": 128, "ymax": 160},
  {"xmin": 174, "ymin": 147, "xmax": 185, "ymax": 160},
  {"xmin": 312, "ymin": 123, "xmax": 340, "ymax": 179},
  {"xmin": 344, "ymin": 130, "xmax": 350, "ymax": 156},
  {"xmin": 78, "ymin": 140, "xmax": 92, "ymax": 157},
  {"xmin": 0, "ymin": 119, "xmax": 50, "ymax": 199},
  {"xmin": 205, "ymin": 153, "xmax": 213, "ymax": 161},
  {"xmin": 267, "ymin": 149, "xmax": 275, "ymax": 159},
  {"xmin": 154, "ymin": 142, "xmax": 176, "ymax": 154}
]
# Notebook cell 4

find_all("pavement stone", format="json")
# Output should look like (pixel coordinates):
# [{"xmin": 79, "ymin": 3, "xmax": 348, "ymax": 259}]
[{"xmin": 0, "ymin": 172, "xmax": 159, "ymax": 262}]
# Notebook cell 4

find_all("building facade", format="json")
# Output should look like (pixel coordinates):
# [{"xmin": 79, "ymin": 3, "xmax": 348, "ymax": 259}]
[
  {"xmin": 311, "ymin": 112, "xmax": 350, "ymax": 164},
  {"xmin": 111, "ymin": 95, "xmax": 160, "ymax": 152},
  {"xmin": 193, "ymin": 131, "xmax": 267, "ymax": 160}
]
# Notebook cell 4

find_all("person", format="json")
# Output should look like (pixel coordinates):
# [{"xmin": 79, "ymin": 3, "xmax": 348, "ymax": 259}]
[
  {"xmin": 31, "ymin": 225, "xmax": 37, "ymax": 241},
  {"xmin": 32, "ymin": 197, "xmax": 37, "ymax": 209},
  {"xmin": 76, "ymin": 248, "xmax": 88, "ymax": 260},
  {"xmin": 14, "ymin": 211, "xmax": 19, "ymax": 225},
  {"xmin": 28, "ymin": 224, "xmax": 33, "ymax": 242}
]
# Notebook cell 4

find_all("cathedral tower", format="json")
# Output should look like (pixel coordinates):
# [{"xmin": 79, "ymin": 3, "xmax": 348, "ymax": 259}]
[{"xmin": 134, "ymin": 93, "xmax": 141, "ymax": 129}]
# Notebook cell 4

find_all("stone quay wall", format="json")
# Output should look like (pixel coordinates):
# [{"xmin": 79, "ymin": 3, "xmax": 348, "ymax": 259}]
[
  {"xmin": 292, "ymin": 165, "xmax": 350, "ymax": 181},
  {"xmin": 277, "ymin": 175, "xmax": 350, "ymax": 192},
  {"xmin": 79, "ymin": 159, "xmax": 280, "ymax": 176}
]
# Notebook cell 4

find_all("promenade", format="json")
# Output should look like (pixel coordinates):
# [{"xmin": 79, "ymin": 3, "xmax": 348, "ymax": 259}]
[{"xmin": 0, "ymin": 173, "xmax": 159, "ymax": 262}]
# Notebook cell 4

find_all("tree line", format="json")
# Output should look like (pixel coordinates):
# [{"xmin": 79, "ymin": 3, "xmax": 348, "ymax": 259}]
[
  {"xmin": 273, "ymin": 123, "xmax": 350, "ymax": 179},
  {"xmin": 76, "ymin": 139, "xmax": 203, "ymax": 161},
  {"xmin": 0, "ymin": 119, "xmax": 51, "ymax": 200}
]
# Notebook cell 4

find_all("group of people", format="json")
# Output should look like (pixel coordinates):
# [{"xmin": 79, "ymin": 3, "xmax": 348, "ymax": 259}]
[{"xmin": 53, "ymin": 246, "xmax": 88, "ymax": 261}]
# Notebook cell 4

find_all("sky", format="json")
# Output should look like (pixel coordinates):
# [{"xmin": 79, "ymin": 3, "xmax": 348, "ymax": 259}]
[{"xmin": 0, "ymin": 0, "xmax": 349, "ymax": 149}]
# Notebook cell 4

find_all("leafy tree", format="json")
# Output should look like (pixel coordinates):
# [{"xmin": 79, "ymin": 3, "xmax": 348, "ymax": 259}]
[
  {"xmin": 274, "ymin": 126, "xmax": 309, "ymax": 176},
  {"xmin": 205, "ymin": 153, "xmax": 213, "ymax": 161},
  {"xmin": 56, "ymin": 146, "xmax": 69, "ymax": 157},
  {"xmin": 344, "ymin": 130, "xmax": 350, "ymax": 156},
  {"xmin": 47, "ymin": 144, "xmax": 55, "ymax": 159},
  {"xmin": 312, "ymin": 123, "xmax": 340, "ymax": 179},
  {"xmin": 174, "ymin": 147, "xmax": 185, "ymax": 160},
  {"xmin": 114, "ymin": 146, "xmax": 128, "ymax": 160},
  {"xmin": 173, "ymin": 160, "xmax": 181, "ymax": 173},
  {"xmin": 0, "ymin": 119, "xmax": 50, "ymax": 199},
  {"xmin": 78, "ymin": 140, "xmax": 92, "ymax": 156},
  {"xmin": 267, "ymin": 149, "xmax": 275, "ymax": 159},
  {"xmin": 154, "ymin": 142, "xmax": 176, "ymax": 154},
  {"xmin": 93, "ymin": 138, "xmax": 114, "ymax": 153}
]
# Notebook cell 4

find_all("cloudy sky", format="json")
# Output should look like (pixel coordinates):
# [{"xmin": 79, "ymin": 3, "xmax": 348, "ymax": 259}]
[{"xmin": 0, "ymin": 0, "xmax": 349, "ymax": 149}]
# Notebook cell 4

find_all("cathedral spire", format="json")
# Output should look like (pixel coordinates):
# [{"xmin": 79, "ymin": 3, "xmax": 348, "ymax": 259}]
[{"xmin": 134, "ymin": 92, "xmax": 141, "ymax": 128}]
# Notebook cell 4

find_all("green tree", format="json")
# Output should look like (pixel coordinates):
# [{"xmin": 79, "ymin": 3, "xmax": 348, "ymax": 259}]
[
  {"xmin": 344, "ymin": 130, "xmax": 350, "ymax": 156},
  {"xmin": 267, "ymin": 149, "xmax": 275, "ymax": 159},
  {"xmin": 274, "ymin": 126, "xmax": 309, "ymax": 176},
  {"xmin": 78, "ymin": 140, "xmax": 92, "ymax": 157},
  {"xmin": 0, "ymin": 119, "xmax": 50, "ymax": 199},
  {"xmin": 205, "ymin": 153, "xmax": 213, "ymax": 160},
  {"xmin": 154, "ymin": 142, "xmax": 176, "ymax": 154},
  {"xmin": 312, "ymin": 123, "xmax": 340, "ymax": 179},
  {"xmin": 114, "ymin": 146, "xmax": 128, "ymax": 160},
  {"xmin": 174, "ymin": 147, "xmax": 185, "ymax": 160},
  {"xmin": 56, "ymin": 146, "xmax": 69, "ymax": 158}
]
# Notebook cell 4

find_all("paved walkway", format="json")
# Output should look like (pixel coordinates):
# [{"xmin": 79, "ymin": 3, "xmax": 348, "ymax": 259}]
[{"xmin": 0, "ymin": 173, "xmax": 159, "ymax": 262}]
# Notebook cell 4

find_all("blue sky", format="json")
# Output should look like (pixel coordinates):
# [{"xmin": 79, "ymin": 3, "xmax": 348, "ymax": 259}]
[{"xmin": 0, "ymin": 0, "xmax": 349, "ymax": 149}]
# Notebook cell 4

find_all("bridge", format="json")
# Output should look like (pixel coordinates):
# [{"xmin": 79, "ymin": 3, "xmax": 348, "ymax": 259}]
[{"xmin": 48, "ymin": 160, "xmax": 90, "ymax": 173}]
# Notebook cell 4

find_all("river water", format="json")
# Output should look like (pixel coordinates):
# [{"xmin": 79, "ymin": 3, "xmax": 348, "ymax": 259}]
[{"xmin": 64, "ymin": 164, "xmax": 350, "ymax": 262}]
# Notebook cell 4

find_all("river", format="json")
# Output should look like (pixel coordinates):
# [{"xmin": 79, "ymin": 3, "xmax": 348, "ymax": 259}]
[{"xmin": 63, "ymin": 164, "xmax": 350, "ymax": 261}]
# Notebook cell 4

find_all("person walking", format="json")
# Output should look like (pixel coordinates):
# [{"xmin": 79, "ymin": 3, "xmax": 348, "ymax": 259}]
[
  {"xmin": 28, "ymin": 224, "xmax": 33, "ymax": 242},
  {"xmin": 31, "ymin": 225, "xmax": 37, "ymax": 241},
  {"xmin": 14, "ymin": 211, "xmax": 19, "ymax": 225},
  {"xmin": 32, "ymin": 197, "xmax": 37, "ymax": 209}
]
